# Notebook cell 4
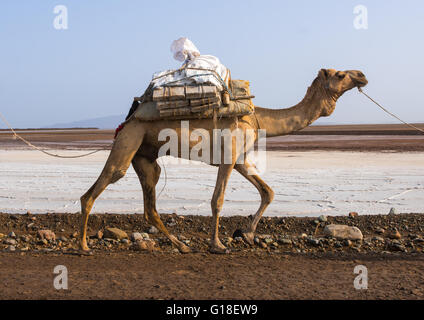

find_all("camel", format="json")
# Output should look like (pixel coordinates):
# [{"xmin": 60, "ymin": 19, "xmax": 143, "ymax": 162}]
[{"xmin": 79, "ymin": 68, "xmax": 368, "ymax": 254}]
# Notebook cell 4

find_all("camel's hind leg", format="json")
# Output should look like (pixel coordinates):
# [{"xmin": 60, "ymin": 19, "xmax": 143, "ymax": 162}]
[
  {"xmin": 131, "ymin": 154, "xmax": 190, "ymax": 253},
  {"xmin": 210, "ymin": 163, "xmax": 235, "ymax": 254},
  {"xmin": 234, "ymin": 161, "xmax": 274, "ymax": 245},
  {"xmin": 79, "ymin": 120, "xmax": 145, "ymax": 251}
]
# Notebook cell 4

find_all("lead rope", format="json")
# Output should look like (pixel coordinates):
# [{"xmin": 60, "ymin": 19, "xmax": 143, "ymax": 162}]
[
  {"xmin": 0, "ymin": 111, "xmax": 112, "ymax": 158},
  {"xmin": 358, "ymin": 87, "xmax": 424, "ymax": 134}
]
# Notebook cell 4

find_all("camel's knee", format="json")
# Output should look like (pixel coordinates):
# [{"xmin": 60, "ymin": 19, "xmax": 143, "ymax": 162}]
[
  {"xmin": 211, "ymin": 197, "xmax": 223, "ymax": 215},
  {"xmin": 262, "ymin": 187, "xmax": 274, "ymax": 205},
  {"xmin": 110, "ymin": 169, "xmax": 126, "ymax": 183},
  {"xmin": 80, "ymin": 185, "xmax": 95, "ymax": 210}
]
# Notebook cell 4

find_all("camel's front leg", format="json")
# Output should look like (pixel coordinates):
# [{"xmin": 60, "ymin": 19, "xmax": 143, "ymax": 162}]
[
  {"xmin": 79, "ymin": 119, "xmax": 145, "ymax": 251},
  {"xmin": 132, "ymin": 154, "xmax": 190, "ymax": 253},
  {"xmin": 210, "ymin": 163, "xmax": 235, "ymax": 254},
  {"xmin": 234, "ymin": 161, "xmax": 274, "ymax": 245}
]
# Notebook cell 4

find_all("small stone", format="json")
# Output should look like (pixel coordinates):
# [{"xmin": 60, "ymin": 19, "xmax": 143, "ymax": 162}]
[
  {"xmin": 21, "ymin": 235, "xmax": 31, "ymax": 242},
  {"xmin": 323, "ymin": 224, "xmax": 363, "ymax": 240},
  {"xmin": 388, "ymin": 230, "xmax": 402, "ymax": 240},
  {"xmin": 307, "ymin": 238, "xmax": 320, "ymax": 246},
  {"xmin": 71, "ymin": 231, "xmax": 78, "ymax": 238},
  {"xmin": 8, "ymin": 231, "xmax": 16, "ymax": 238},
  {"xmin": 7, "ymin": 245, "xmax": 16, "ymax": 252},
  {"xmin": 26, "ymin": 211, "xmax": 31, "ymax": 215},
  {"xmin": 372, "ymin": 236, "xmax": 384, "ymax": 242},
  {"xmin": 375, "ymin": 227, "xmax": 385, "ymax": 234},
  {"xmin": 132, "ymin": 240, "xmax": 156, "ymax": 252},
  {"xmin": 140, "ymin": 232, "xmax": 150, "ymax": 240},
  {"xmin": 148, "ymin": 226, "xmax": 159, "ymax": 234},
  {"xmin": 37, "ymin": 230, "xmax": 56, "ymax": 241},
  {"xmin": 27, "ymin": 223, "xmax": 34, "ymax": 228},
  {"xmin": 272, "ymin": 242, "xmax": 279, "ymax": 247},
  {"xmin": 300, "ymin": 233, "xmax": 308, "ymax": 239},
  {"xmin": 388, "ymin": 208, "xmax": 397, "ymax": 215},
  {"xmin": 257, "ymin": 234, "xmax": 272, "ymax": 240},
  {"xmin": 58, "ymin": 236, "xmax": 68, "ymax": 242},
  {"xmin": 96, "ymin": 230, "xmax": 103, "ymax": 239},
  {"xmin": 0, "ymin": 233, "xmax": 5, "ymax": 239},
  {"xmin": 260, "ymin": 242, "xmax": 267, "ymax": 249},
  {"xmin": 389, "ymin": 242, "xmax": 406, "ymax": 252},
  {"xmin": 254, "ymin": 237, "xmax": 260, "ymax": 244},
  {"xmin": 344, "ymin": 239, "xmax": 353, "ymax": 247},
  {"xmin": 280, "ymin": 239, "xmax": 292, "ymax": 245},
  {"xmin": 313, "ymin": 220, "xmax": 320, "ymax": 225},
  {"xmin": 264, "ymin": 238, "xmax": 273, "ymax": 244},
  {"xmin": 349, "ymin": 212, "xmax": 358, "ymax": 218},
  {"xmin": 20, "ymin": 247, "xmax": 29, "ymax": 252},
  {"xmin": 103, "ymin": 227, "xmax": 128, "ymax": 240},
  {"xmin": 131, "ymin": 232, "xmax": 144, "ymax": 242},
  {"xmin": 4, "ymin": 238, "xmax": 17, "ymax": 245},
  {"xmin": 121, "ymin": 239, "xmax": 130, "ymax": 244},
  {"xmin": 318, "ymin": 215, "xmax": 327, "ymax": 222},
  {"xmin": 234, "ymin": 236, "xmax": 243, "ymax": 243}
]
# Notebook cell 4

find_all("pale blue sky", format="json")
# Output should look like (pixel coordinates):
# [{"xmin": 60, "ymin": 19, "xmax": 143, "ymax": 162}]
[{"xmin": 1, "ymin": 0, "xmax": 423, "ymax": 128}]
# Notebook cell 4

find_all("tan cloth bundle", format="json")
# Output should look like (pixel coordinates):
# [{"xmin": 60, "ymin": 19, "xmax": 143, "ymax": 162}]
[{"xmin": 133, "ymin": 80, "xmax": 255, "ymax": 121}]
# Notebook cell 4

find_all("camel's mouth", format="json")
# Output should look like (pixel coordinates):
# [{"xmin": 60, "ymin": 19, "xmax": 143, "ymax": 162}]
[
  {"xmin": 347, "ymin": 70, "xmax": 368, "ymax": 88},
  {"xmin": 354, "ymin": 78, "xmax": 368, "ymax": 88}
]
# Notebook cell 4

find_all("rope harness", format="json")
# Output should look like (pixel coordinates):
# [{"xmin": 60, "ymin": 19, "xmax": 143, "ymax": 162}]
[
  {"xmin": 358, "ymin": 87, "xmax": 424, "ymax": 134},
  {"xmin": 0, "ymin": 111, "xmax": 112, "ymax": 158}
]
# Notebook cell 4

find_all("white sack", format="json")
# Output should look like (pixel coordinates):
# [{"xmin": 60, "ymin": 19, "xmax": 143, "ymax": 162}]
[{"xmin": 151, "ymin": 38, "xmax": 229, "ymax": 90}]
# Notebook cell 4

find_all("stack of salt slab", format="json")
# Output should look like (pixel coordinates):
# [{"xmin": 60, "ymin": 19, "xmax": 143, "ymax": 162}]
[{"xmin": 152, "ymin": 85, "xmax": 221, "ymax": 118}]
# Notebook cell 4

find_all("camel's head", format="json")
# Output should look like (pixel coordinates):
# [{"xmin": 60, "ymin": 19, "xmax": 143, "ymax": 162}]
[
  {"xmin": 318, "ymin": 68, "xmax": 368, "ymax": 94},
  {"xmin": 317, "ymin": 68, "xmax": 368, "ymax": 116}
]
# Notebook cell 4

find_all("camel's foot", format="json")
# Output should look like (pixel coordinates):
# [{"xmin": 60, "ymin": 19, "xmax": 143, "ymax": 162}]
[
  {"xmin": 79, "ymin": 241, "xmax": 90, "ymax": 252},
  {"xmin": 233, "ymin": 229, "xmax": 255, "ymax": 246},
  {"xmin": 177, "ymin": 243, "xmax": 192, "ymax": 254},
  {"xmin": 209, "ymin": 246, "xmax": 230, "ymax": 254},
  {"xmin": 169, "ymin": 235, "xmax": 191, "ymax": 254},
  {"xmin": 209, "ymin": 239, "xmax": 230, "ymax": 254}
]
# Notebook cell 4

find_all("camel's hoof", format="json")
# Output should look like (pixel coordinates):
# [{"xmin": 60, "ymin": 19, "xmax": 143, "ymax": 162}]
[
  {"xmin": 233, "ymin": 229, "xmax": 254, "ymax": 246},
  {"xmin": 209, "ymin": 246, "xmax": 230, "ymax": 254},
  {"xmin": 78, "ymin": 250, "xmax": 93, "ymax": 256},
  {"xmin": 178, "ymin": 244, "xmax": 192, "ymax": 254}
]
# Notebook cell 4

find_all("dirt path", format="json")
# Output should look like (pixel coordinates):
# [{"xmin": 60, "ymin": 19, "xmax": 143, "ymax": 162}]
[
  {"xmin": 1, "ymin": 213, "xmax": 424, "ymax": 299},
  {"xmin": 1, "ymin": 251, "xmax": 423, "ymax": 300}
]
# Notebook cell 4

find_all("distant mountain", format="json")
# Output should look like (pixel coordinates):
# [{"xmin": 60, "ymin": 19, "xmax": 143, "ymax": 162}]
[{"xmin": 46, "ymin": 114, "xmax": 126, "ymax": 129}]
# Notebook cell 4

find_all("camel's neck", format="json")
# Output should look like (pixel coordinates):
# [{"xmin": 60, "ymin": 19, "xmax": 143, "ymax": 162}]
[{"xmin": 254, "ymin": 78, "xmax": 337, "ymax": 137}]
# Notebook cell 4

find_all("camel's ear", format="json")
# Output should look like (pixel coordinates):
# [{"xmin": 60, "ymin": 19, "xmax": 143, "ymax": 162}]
[{"xmin": 319, "ymin": 69, "xmax": 329, "ymax": 79}]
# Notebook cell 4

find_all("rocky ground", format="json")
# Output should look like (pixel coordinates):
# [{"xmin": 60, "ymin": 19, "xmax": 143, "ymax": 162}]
[
  {"xmin": 1, "ymin": 212, "xmax": 424, "ymax": 254},
  {"xmin": 1, "ymin": 212, "xmax": 424, "ymax": 299}
]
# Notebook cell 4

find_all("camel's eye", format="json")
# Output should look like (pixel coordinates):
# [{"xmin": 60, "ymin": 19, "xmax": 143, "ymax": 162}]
[{"xmin": 337, "ymin": 73, "xmax": 345, "ymax": 79}]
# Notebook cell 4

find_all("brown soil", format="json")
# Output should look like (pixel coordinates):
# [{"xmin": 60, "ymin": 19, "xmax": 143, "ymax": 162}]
[
  {"xmin": 1, "ymin": 213, "xmax": 424, "ymax": 300},
  {"xmin": 1, "ymin": 124, "xmax": 423, "ymax": 151}
]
